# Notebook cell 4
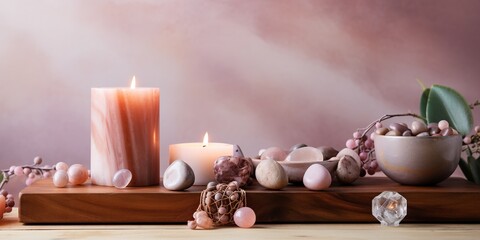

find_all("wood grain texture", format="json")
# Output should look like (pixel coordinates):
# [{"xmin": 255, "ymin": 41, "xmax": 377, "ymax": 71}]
[
  {"xmin": 18, "ymin": 177, "xmax": 480, "ymax": 224},
  {"xmin": 4, "ymin": 209, "xmax": 480, "ymax": 240}
]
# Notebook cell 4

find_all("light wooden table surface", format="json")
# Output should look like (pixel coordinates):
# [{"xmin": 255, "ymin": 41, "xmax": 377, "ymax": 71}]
[{"xmin": 1, "ymin": 209, "xmax": 479, "ymax": 239}]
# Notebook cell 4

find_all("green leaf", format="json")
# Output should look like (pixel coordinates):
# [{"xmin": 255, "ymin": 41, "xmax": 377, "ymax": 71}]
[
  {"xmin": 468, "ymin": 156, "xmax": 480, "ymax": 184},
  {"xmin": 425, "ymin": 84, "xmax": 473, "ymax": 135},
  {"xmin": 459, "ymin": 158, "xmax": 473, "ymax": 182},
  {"xmin": 420, "ymin": 88, "xmax": 430, "ymax": 121}
]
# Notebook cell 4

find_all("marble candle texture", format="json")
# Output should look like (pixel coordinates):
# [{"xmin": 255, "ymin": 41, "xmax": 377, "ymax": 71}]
[
  {"xmin": 169, "ymin": 142, "xmax": 234, "ymax": 185},
  {"xmin": 91, "ymin": 87, "xmax": 159, "ymax": 186}
]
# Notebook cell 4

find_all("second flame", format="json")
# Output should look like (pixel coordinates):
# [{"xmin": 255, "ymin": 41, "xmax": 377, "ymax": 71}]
[{"xmin": 203, "ymin": 132, "xmax": 209, "ymax": 147}]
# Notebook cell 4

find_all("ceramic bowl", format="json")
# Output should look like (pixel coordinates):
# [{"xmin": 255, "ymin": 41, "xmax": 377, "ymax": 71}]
[{"xmin": 374, "ymin": 134, "xmax": 462, "ymax": 185}]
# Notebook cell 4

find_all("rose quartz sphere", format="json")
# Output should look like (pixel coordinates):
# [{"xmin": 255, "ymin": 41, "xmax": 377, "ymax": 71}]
[
  {"xmin": 67, "ymin": 164, "xmax": 89, "ymax": 185},
  {"xmin": 303, "ymin": 164, "xmax": 332, "ymax": 190},
  {"xmin": 234, "ymin": 207, "xmax": 256, "ymax": 228}
]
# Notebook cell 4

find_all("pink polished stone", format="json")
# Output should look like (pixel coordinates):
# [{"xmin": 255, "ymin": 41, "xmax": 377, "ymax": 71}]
[
  {"xmin": 67, "ymin": 164, "xmax": 89, "ymax": 185},
  {"xmin": 53, "ymin": 170, "xmax": 69, "ymax": 188},
  {"xmin": 234, "ymin": 207, "xmax": 256, "ymax": 228},
  {"xmin": 196, "ymin": 216, "xmax": 214, "ymax": 229},
  {"xmin": 303, "ymin": 164, "xmax": 331, "ymax": 190},
  {"xmin": 112, "ymin": 169, "xmax": 132, "ymax": 189},
  {"xmin": 260, "ymin": 147, "xmax": 287, "ymax": 161}
]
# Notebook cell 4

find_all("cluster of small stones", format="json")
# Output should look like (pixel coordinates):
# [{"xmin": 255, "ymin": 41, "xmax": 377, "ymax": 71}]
[
  {"xmin": 214, "ymin": 156, "xmax": 254, "ymax": 187},
  {"xmin": 189, "ymin": 181, "xmax": 246, "ymax": 229},
  {"xmin": 375, "ymin": 120, "xmax": 458, "ymax": 137}
]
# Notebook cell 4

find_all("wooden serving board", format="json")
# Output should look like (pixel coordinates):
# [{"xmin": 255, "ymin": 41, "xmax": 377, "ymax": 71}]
[{"xmin": 19, "ymin": 177, "xmax": 480, "ymax": 224}]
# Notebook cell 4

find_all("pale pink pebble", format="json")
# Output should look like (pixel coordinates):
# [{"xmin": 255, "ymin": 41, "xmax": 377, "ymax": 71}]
[
  {"xmin": 53, "ymin": 170, "xmax": 69, "ymax": 188},
  {"xmin": 260, "ymin": 147, "xmax": 287, "ymax": 161},
  {"xmin": 187, "ymin": 220, "xmax": 197, "ymax": 229},
  {"xmin": 193, "ymin": 211, "xmax": 209, "ymax": 220},
  {"xmin": 14, "ymin": 166, "xmax": 24, "ymax": 176},
  {"xmin": 112, "ymin": 169, "xmax": 132, "ymax": 188},
  {"xmin": 196, "ymin": 216, "xmax": 214, "ymax": 229},
  {"xmin": 234, "ymin": 207, "xmax": 256, "ymax": 228},
  {"xmin": 55, "ymin": 162, "xmax": 69, "ymax": 171},
  {"xmin": 303, "ymin": 164, "xmax": 331, "ymax": 191},
  {"xmin": 67, "ymin": 164, "xmax": 89, "ymax": 185},
  {"xmin": 438, "ymin": 120, "xmax": 450, "ymax": 130}
]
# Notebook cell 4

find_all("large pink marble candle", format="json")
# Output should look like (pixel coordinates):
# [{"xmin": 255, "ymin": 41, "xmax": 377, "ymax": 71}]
[{"xmin": 91, "ymin": 77, "xmax": 159, "ymax": 186}]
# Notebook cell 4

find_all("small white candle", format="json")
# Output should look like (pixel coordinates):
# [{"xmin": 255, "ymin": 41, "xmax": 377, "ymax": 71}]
[{"xmin": 169, "ymin": 133, "xmax": 233, "ymax": 185}]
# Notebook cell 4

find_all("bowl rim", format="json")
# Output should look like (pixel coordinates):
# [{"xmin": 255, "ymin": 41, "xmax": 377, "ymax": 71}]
[{"xmin": 374, "ymin": 134, "xmax": 462, "ymax": 139}]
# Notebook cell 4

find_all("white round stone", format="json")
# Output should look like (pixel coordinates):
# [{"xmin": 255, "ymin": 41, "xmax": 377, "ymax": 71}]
[
  {"xmin": 255, "ymin": 159, "xmax": 288, "ymax": 189},
  {"xmin": 53, "ymin": 170, "xmax": 69, "ymax": 188},
  {"xmin": 163, "ymin": 160, "xmax": 195, "ymax": 191}
]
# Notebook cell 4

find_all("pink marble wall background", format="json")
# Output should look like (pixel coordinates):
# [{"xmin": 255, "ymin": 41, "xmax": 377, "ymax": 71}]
[{"xmin": 1, "ymin": 1, "xmax": 480, "ymax": 195}]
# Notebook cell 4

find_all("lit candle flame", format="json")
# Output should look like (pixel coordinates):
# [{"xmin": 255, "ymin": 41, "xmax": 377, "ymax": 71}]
[
  {"xmin": 130, "ymin": 76, "xmax": 136, "ymax": 89},
  {"xmin": 203, "ymin": 132, "xmax": 209, "ymax": 147}
]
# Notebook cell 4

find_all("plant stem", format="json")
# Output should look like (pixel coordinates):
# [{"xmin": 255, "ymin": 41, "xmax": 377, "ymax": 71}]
[
  {"xmin": 0, "ymin": 164, "xmax": 54, "ymax": 191},
  {"xmin": 470, "ymin": 100, "xmax": 480, "ymax": 110}
]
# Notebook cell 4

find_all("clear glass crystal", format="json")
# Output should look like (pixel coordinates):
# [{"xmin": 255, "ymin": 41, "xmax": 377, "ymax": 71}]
[{"xmin": 372, "ymin": 191, "xmax": 407, "ymax": 226}]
